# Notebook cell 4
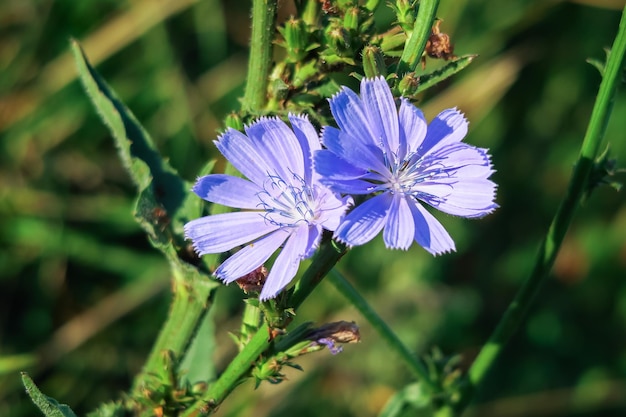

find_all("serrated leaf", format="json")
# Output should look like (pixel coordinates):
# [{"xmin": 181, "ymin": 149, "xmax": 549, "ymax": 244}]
[
  {"xmin": 21, "ymin": 373, "xmax": 78, "ymax": 417},
  {"xmin": 86, "ymin": 402, "xmax": 127, "ymax": 417},
  {"xmin": 71, "ymin": 40, "xmax": 216, "ymax": 273},
  {"xmin": 414, "ymin": 55, "xmax": 477, "ymax": 95}
]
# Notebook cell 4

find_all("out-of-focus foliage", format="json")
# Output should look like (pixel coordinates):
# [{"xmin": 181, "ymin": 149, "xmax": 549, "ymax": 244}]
[{"xmin": 1, "ymin": 1, "xmax": 625, "ymax": 417}]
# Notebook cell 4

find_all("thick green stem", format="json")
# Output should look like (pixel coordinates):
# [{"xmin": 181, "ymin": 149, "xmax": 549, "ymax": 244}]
[
  {"xmin": 241, "ymin": 0, "xmax": 278, "ymax": 112},
  {"xmin": 328, "ymin": 269, "xmax": 439, "ymax": 394},
  {"xmin": 182, "ymin": 241, "xmax": 345, "ymax": 416},
  {"xmin": 131, "ymin": 263, "xmax": 215, "ymax": 396},
  {"xmin": 397, "ymin": 0, "xmax": 440, "ymax": 74},
  {"xmin": 454, "ymin": 6, "xmax": 626, "ymax": 414}
]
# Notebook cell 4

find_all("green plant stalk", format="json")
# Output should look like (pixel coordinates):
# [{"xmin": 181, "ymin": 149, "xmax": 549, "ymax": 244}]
[
  {"xmin": 181, "ymin": 241, "xmax": 345, "ymax": 416},
  {"xmin": 455, "ymin": 5, "xmax": 626, "ymax": 413},
  {"xmin": 131, "ymin": 264, "xmax": 214, "ymax": 396},
  {"xmin": 239, "ymin": 300, "xmax": 262, "ymax": 347},
  {"xmin": 241, "ymin": 0, "xmax": 278, "ymax": 112},
  {"xmin": 327, "ymin": 269, "xmax": 439, "ymax": 394},
  {"xmin": 397, "ymin": 0, "xmax": 440, "ymax": 74}
]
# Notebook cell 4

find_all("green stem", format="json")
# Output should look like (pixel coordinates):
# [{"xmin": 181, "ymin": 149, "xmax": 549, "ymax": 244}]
[
  {"xmin": 456, "ymin": 5, "xmax": 626, "ymax": 413},
  {"xmin": 131, "ymin": 263, "xmax": 215, "ymax": 396},
  {"xmin": 241, "ymin": 0, "xmax": 278, "ymax": 112},
  {"xmin": 239, "ymin": 301, "xmax": 262, "ymax": 347},
  {"xmin": 397, "ymin": 0, "xmax": 440, "ymax": 74},
  {"xmin": 182, "ymin": 240, "xmax": 345, "ymax": 416},
  {"xmin": 328, "ymin": 269, "xmax": 439, "ymax": 394}
]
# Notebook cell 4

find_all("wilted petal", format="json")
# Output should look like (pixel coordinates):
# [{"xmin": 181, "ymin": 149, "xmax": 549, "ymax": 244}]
[
  {"xmin": 184, "ymin": 212, "xmax": 278, "ymax": 254},
  {"xmin": 383, "ymin": 196, "xmax": 415, "ymax": 250},
  {"xmin": 335, "ymin": 194, "xmax": 392, "ymax": 246},
  {"xmin": 192, "ymin": 174, "xmax": 262, "ymax": 209},
  {"xmin": 216, "ymin": 230, "xmax": 290, "ymax": 283},
  {"xmin": 260, "ymin": 226, "xmax": 310, "ymax": 300},
  {"xmin": 409, "ymin": 202, "xmax": 455, "ymax": 255}
]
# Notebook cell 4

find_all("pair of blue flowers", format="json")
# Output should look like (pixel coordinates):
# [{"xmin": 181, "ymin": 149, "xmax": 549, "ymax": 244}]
[{"xmin": 184, "ymin": 77, "xmax": 498, "ymax": 300}]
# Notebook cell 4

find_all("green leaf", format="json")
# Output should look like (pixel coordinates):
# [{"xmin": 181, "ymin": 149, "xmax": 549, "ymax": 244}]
[
  {"xmin": 414, "ymin": 54, "xmax": 477, "ymax": 95},
  {"xmin": 71, "ymin": 40, "xmax": 214, "ymax": 273},
  {"xmin": 21, "ymin": 373, "xmax": 78, "ymax": 417}
]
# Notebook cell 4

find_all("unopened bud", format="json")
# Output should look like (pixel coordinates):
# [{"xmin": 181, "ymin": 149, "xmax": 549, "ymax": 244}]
[
  {"xmin": 362, "ymin": 45, "xmax": 387, "ymax": 78},
  {"xmin": 280, "ymin": 17, "xmax": 310, "ymax": 62},
  {"xmin": 324, "ymin": 21, "xmax": 350, "ymax": 54},
  {"xmin": 224, "ymin": 112, "xmax": 243, "ymax": 131},
  {"xmin": 343, "ymin": 7, "xmax": 359, "ymax": 31},
  {"xmin": 394, "ymin": 0, "xmax": 416, "ymax": 32},
  {"xmin": 380, "ymin": 30, "xmax": 407, "ymax": 56},
  {"xmin": 397, "ymin": 72, "xmax": 419, "ymax": 96}
]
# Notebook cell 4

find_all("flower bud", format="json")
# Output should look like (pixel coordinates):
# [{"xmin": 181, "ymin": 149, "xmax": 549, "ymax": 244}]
[
  {"xmin": 362, "ymin": 45, "xmax": 387, "ymax": 78},
  {"xmin": 324, "ymin": 20, "xmax": 350, "ymax": 55},
  {"xmin": 380, "ymin": 30, "xmax": 407, "ymax": 56},
  {"xmin": 397, "ymin": 72, "xmax": 419, "ymax": 96},
  {"xmin": 223, "ymin": 112, "xmax": 243, "ymax": 131},
  {"xmin": 343, "ymin": 7, "xmax": 359, "ymax": 31},
  {"xmin": 394, "ymin": 0, "xmax": 417, "ymax": 32},
  {"xmin": 280, "ymin": 17, "xmax": 310, "ymax": 62}
]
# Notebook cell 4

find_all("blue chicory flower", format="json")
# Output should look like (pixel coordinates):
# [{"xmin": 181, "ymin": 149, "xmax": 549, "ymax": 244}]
[
  {"xmin": 314, "ymin": 77, "xmax": 498, "ymax": 254},
  {"xmin": 184, "ymin": 115, "xmax": 352, "ymax": 300}
]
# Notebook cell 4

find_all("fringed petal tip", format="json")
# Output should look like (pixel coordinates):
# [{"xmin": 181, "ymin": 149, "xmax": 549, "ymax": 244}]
[
  {"xmin": 383, "ymin": 241, "xmax": 412, "ymax": 251},
  {"xmin": 427, "ymin": 245, "xmax": 456, "ymax": 257}
]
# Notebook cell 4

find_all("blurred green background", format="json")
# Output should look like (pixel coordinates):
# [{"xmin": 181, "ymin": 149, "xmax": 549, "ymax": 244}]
[{"xmin": 1, "ymin": 0, "xmax": 626, "ymax": 416}]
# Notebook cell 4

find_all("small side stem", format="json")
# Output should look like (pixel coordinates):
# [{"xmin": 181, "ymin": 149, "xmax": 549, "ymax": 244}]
[
  {"xmin": 328, "ymin": 269, "xmax": 439, "ymax": 394},
  {"xmin": 241, "ymin": 0, "xmax": 278, "ymax": 112},
  {"xmin": 182, "ymin": 240, "xmax": 345, "ymax": 416},
  {"xmin": 397, "ymin": 0, "xmax": 440, "ymax": 74},
  {"xmin": 453, "ymin": 5, "xmax": 626, "ymax": 414}
]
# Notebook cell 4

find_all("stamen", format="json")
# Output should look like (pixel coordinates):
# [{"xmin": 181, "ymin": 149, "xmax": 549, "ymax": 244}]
[{"xmin": 257, "ymin": 172, "xmax": 317, "ymax": 227}]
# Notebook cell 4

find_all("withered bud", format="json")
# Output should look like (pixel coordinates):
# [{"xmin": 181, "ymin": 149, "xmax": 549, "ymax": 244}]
[
  {"xmin": 235, "ymin": 265, "xmax": 268, "ymax": 294},
  {"xmin": 425, "ymin": 20, "xmax": 455, "ymax": 61},
  {"xmin": 307, "ymin": 321, "xmax": 360, "ymax": 354}
]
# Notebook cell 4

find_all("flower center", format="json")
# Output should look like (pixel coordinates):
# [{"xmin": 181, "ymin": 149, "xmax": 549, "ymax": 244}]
[
  {"xmin": 258, "ymin": 173, "xmax": 317, "ymax": 227},
  {"xmin": 378, "ymin": 148, "xmax": 455, "ymax": 197}
]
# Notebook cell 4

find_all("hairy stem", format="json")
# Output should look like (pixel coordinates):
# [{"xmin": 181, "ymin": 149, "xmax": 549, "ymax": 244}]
[
  {"xmin": 131, "ymin": 261, "xmax": 215, "ymax": 396},
  {"xmin": 397, "ymin": 0, "xmax": 440, "ymax": 74},
  {"xmin": 328, "ymin": 269, "xmax": 439, "ymax": 393},
  {"xmin": 454, "ymin": 5, "xmax": 626, "ymax": 414},
  {"xmin": 241, "ymin": 0, "xmax": 278, "ymax": 112}
]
